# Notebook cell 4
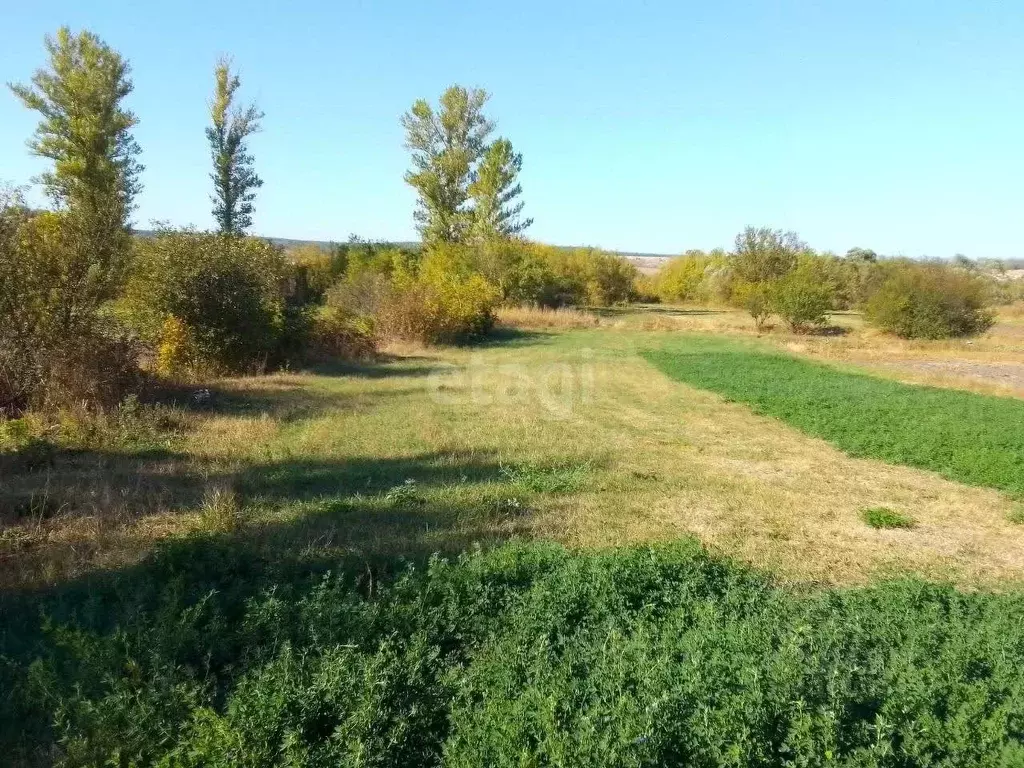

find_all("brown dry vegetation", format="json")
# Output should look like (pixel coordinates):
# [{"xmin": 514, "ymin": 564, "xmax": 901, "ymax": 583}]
[{"xmin": 496, "ymin": 304, "xmax": 602, "ymax": 329}]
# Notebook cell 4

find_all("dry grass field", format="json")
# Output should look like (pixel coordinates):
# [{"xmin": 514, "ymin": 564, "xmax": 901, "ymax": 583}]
[{"xmin": 4, "ymin": 304, "xmax": 1023, "ymax": 590}]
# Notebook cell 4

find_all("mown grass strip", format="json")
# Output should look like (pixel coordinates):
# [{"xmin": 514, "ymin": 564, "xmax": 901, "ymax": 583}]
[{"xmin": 644, "ymin": 340, "xmax": 1024, "ymax": 497}]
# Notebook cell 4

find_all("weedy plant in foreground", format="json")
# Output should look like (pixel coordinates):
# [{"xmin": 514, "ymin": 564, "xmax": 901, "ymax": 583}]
[{"xmin": 3, "ymin": 539, "xmax": 1024, "ymax": 766}]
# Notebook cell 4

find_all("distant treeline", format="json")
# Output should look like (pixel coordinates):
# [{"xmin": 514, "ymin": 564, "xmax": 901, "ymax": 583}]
[{"xmin": 638, "ymin": 230, "xmax": 1018, "ymax": 337}]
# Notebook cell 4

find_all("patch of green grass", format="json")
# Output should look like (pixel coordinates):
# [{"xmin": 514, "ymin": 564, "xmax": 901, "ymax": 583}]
[
  {"xmin": 4, "ymin": 539, "xmax": 1024, "ymax": 765},
  {"xmin": 645, "ymin": 339, "xmax": 1024, "ymax": 497},
  {"xmin": 499, "ymin": 462, "xmax": 591, "ymax": 494},
  {"xmin": 1008, "ymin": 504, "xmax": 1024, "ymax": 525},
  {"xmin": 862, "ymin": 506, "xmax": 916, "ymax": 529}
]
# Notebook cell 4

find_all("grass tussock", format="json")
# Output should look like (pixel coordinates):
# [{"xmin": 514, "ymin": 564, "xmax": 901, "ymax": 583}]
[
  {"xmin": 496, "ymin": 304, "xmax": 601, "ymax": 329},
  {"xmin": 500, "ymin": 462, "xmax": 592, "ymax": 494}
]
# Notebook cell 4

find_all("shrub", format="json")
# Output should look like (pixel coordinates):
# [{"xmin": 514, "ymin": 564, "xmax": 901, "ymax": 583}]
[
  {"xmin": 306, "ymin": 307, "xmax": 377, "ymax": 361},
  {"xmin": 583, "ymin": 249, "xmax": 638, "ymax": 305},
  {"xmin": 865, "ymin": 262, "xmax": 995, "ymax": 339},
  {"xmin": 155, "ymin": 316, "xmax": 200, "ymax": 377},
  {"xmin": 366, "ymin": 245, "xmax": 500, "ymax": 345},
  {"xmin": 532, "ymin": 245, "xmax": 638, "ymax": 307},
  {"xmin": 121, "ymin": 230, "xmax": 289, "ymax": 375},
  {"xmin": 651, "ymin": 251, "xmax": 716, "ymax": 303},
  {"xmin": 862, "ymin": 506, "xmax": 916, "ymax": 529},
  {"xmin": 326, "ymin": 270, "xmax": 393, "ymax": 319},
  {"xmin": 0, "ymin": 203, "xmax": 139, "ymax": 411},
  {"xmin": 284, "ymin": 244, "xmax": 338, "ymax": 305},
  {"xmin": 474, "ymin": 239, "xmax": 563, "ymax": 307},
  {"xmin": 342, "ymin": 240, "xmax": 421, "ymax": 282},
  {"xmin": 731, "ymin": 280, "xmax": 774, "ymax": 331},
  {"xmin": 732, "ymin": 226, "xmax": 805, "ymax": 283},
  {"xmin": 376, "ymin": 274, "xmax": 499, "ymax": 345},
  {"xmin": 772, "ymin": 261, "xmax": 836, "ymax": 332}
]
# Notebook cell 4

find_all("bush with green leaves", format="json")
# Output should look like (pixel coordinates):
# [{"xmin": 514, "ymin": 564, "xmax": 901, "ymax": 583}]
[
  {"xmin": 651, "ymin": 250, "xmax": 721, "ymax": 304},
  {"xmin": 732, "ymin": 226, "xmax": 806, "ymax": 284},
  {"xmin": 473, "ymin": 239, "xmax": 563, "ymax": 306},
  {"xmin": 306, "ymin": 306, "xmax": 377, "ymax": 361},
  {"xmin": 730, "ymin": 279, "xmax": 774, "ymax": 330},
  {"xmin": 771, "ymin": 260, "xmax": 837, "ymax": 332},
  {"xmin": 4, "ymin": 539, "xmax": 1024, "ymax": 765},
  {"xmin": 120, "ymin": 230, "xmax": 289, "ymax": 374},
  {"xmin": 533, "ymin": 244, "xmax": 638, "ymax": 306},
  {"xmin": 0, "ymin": 202, "xmax": 140, "ymax": 412},
  {"xmin": 865, "ymin": 261, "xmax": 995, "ymax": 339},
  {"xmin": 374, "ymin": 247, "xmax": 500, "ymax": 344}
]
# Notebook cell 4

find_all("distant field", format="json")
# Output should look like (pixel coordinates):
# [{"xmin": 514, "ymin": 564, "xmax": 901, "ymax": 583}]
[{"xmin": 645, "ymin": 339, "xmax": 1024, "ymax": 498}]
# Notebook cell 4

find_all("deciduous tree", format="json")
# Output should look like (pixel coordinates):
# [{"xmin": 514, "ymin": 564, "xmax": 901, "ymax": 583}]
[
  {"xmin": 401, "ymin": 85, "xmax": 494, "ymax": 245},
  {"xmin": 207, "ymin": 57, "xmax": 263, "ymax": 234},
  {"xmin": 468, "ymin": 137, "xmax": 532, "ymax": 241},
  {"xmin": 9, "ymin": 26, "xmax": 142, "ymax": 293},
  {"xmin": 732, "ymin": 226, "xmax": 804, "ymax": 283}
]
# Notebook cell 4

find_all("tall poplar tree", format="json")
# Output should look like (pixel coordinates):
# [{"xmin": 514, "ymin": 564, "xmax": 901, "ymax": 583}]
[
  {"xmin": 468, "ymin": 137, "xmax": 532, "ymax": 241},
  {"xmin": 401, "ymin": 85, "xmax": 494, "ymax": 245},
  {"xmin": 9, "ymin": 27, "xmax": 142, "ymax": 322},
  {"xmin": 9, "ymin": 27, "xmax": 141, "ymax": 239},
  {"xmin": 207, "ymin": 58, "xmax": 263, "ymax": 235}
]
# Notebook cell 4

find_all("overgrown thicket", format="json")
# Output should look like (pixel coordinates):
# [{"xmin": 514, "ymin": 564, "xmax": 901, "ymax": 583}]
[
  {"xmin": 4, "ymin": 539, "xmax": 1024, "ymax": 766},
  {"xmin": 647, "ymin": 229, "xmax": 1004, "ymax": 338}
]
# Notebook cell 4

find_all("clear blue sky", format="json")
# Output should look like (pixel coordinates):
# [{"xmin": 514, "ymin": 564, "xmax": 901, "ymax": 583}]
[{"xmin": 2, "ymin": 1, "xmax": 1022, "ymax": 258}]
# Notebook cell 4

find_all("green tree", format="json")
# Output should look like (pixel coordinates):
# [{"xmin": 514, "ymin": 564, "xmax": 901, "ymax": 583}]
[
  {"xmin": 865, "ymin": 262, "xmax": 994, "ymax": 339},
  {"xmin": 207, "ymin": 57, "xmax": 263, "ymax": 234},
  {"xmin": 6, "ymin": 29, "xmax": 143, "ymax": 410},
  {"xmin": 468, "ymin": 137, "xmax": 532, "ymax": 241},
  {"xmin": 845, "ymin": 247, "xmax": 878, "ymax": 263},
  {"xmin": 401, "ymin": 85, "xmax": 494, "ymax": 245},
  {"xmin": 9, "ymin": 26, "xmax": 142, "ymax": 287},
  {"xmin": 772, "ymin": 259, "xmax": 836, "ymax": 332},
  {"xmin": 732, "ymin": 227, "xmax": 805, "ymax": 283}
]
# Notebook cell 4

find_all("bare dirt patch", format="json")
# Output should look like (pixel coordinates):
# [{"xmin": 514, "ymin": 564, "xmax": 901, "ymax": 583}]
[{"xmin": 877, "ymin": 360, "xmax": 1024, "ymax": 390}]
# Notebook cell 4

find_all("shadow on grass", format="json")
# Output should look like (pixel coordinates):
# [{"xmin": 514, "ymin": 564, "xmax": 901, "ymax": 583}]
[
  {"xmin": 0, "ymin": 446, "xmax": 207, "ymax": 522},
  {"xmin": 306, "ymin": 357, "xmax": 446, "ymax": 379},
  {"xmin": 236, "ymin": 450, "xmax": 517, "ymax": 503},
  {"xmin": 0, "ymin": 447, "xmax": 544, "ymax": 759},
  {"xmin": 145, "ymin": 379, "xmax": 353, "ymax": 420},
  {"xmin": 804, "ymin": 324, "xmax": 850, "ymax": 337},
  {"xmin": 472, "ymin": 327, "xmax": 554, "ymax": 348},
  {"xmin": 147, "ymin": 375, "xmax": 441, "ymax": 430}
]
